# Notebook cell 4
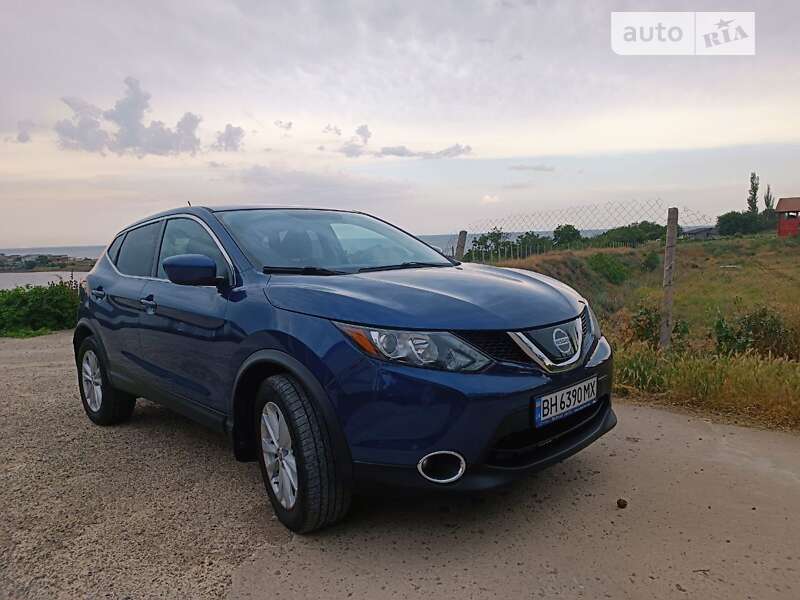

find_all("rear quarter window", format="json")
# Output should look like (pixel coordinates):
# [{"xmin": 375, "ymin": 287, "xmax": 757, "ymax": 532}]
[
  {"xmin": 106, "ymin": 234, "xmax": 125, "ymax": 264},
  {"xmin": 115, "ymin": 222, "xmax": 162, "ymax": 277}
]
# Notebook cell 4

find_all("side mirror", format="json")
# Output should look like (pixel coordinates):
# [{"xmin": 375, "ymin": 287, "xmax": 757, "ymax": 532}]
[{"xmin": 162, "ymin": 254, "xmax": 218, "ymax": 286}]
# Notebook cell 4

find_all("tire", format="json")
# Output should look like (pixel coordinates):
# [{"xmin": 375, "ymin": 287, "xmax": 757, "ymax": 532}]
[
  {"xmin": 76, "ymin": 336, "xmax": 136, "ymax": 425},
  {"xmin": 254, "ymin": 374, "xmax": 351, "ymax": 533}
]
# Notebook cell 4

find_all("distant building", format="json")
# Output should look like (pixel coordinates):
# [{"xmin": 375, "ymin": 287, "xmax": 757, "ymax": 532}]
[
  {"xmin": 683, "ymin": 226, "xmax": 718, "ymax": 240},
  {"xmin": 776, "ymin": 197, "xmax": 800, "ymax": 237}
]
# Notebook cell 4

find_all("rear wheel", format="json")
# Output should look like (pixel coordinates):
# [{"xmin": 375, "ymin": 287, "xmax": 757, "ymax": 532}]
[
  {"xmin": 77, "ymin": 337, "xmax": 136, "ymax": 425},
  {"xmin": 254, "ymin": 374, "xmax": 351, "ymax": 533}
]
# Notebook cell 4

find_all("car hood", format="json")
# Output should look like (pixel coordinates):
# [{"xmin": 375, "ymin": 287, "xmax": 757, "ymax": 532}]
[{"xmin": 265, "ymin": 263, "xmax": 584, "ymax": 331}]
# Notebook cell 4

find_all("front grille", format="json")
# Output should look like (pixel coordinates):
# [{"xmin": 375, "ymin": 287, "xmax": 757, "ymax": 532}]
[
  {"xmin": 487, "ymin": 397, "xmax": 608, "ymax": 467},
  {"xmin": 456, "ymin": 308, "xmax": 590, "ymax": 367},
  {"xmin": 455, "ymin": 330, "xmax": 531, "ymax": 364}
]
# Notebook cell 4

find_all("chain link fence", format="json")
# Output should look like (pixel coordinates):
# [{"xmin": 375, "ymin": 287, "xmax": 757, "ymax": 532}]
[{"xmin": 440, "ymin": 198, "xmax": 714, "ymax": 262}]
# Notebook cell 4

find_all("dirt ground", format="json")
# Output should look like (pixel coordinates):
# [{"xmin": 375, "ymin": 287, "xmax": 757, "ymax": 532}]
[{"xmin": 1, "ymin": 332, "xmax": 798, "ymax": 599}]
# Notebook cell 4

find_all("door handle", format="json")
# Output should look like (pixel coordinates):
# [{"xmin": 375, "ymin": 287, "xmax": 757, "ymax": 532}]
[
  {"xmin": 91, "ymin": 288, "xmax": 106, "ymax": 300},
  {"xmin": 139, "ymin": 297, "xmax": 157, "ymax": 309}
]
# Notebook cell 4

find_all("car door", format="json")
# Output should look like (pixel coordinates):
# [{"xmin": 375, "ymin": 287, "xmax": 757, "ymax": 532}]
[
  {"xmin": 92, "ymin": 221, "xmax": 163, "ymax": 387},
  {"xmin": 138, "ymin": 216, "xmax": 235, "ymax": 412}
]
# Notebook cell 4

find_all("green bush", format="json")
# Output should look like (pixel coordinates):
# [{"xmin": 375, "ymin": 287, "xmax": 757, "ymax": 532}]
[
  {"xmin": 0, "ymin": 280, "xmax": 80, "ymax": 337},
  {"xmin": 630, "ymin": 304, "xmax": 688, "ymax": 349},
  {"xmin": 640, "ymin": 250, "xmax": 660, "ymax": 272},
  {"xmin": 586, "ymin": 253, "xmax": 629, "ymax": 284},
  {"xmin": 714, "ymin": 306, "xmax": 798, "ymax": 359}
]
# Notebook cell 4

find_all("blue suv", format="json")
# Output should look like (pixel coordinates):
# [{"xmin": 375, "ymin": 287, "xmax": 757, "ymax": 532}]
[{"xmin": 74, "ymin": 207, "xmax": 616, "ymax": 532}]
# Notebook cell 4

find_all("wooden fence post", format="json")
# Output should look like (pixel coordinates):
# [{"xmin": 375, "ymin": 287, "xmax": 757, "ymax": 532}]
[
  {"xmin": 659, "ymin": 207, "xmax": 679, "ymax": 350},
  {"xmin": 455, "ymin": 230, "xmax": 467, "ymax": 260}
]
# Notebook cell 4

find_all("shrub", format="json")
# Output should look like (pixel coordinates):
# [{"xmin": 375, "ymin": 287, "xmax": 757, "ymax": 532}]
[
  {"xmin": 586, "ymin": 253, "xmax": 629, "ymax": 284},
  {"xmin": 714, "ymin": 306, "xmax": 798, "ymax": 359},
  {"xmin": 0, "ymin": 279, "xmax": 80, "ymax": 337},
  {"xmin": 630, "ymin": 304, "xmax": 688, "ymax": 349},
  {"xmin": 640, "ymin": 250, "xmax": 660, "ymax": 272}
]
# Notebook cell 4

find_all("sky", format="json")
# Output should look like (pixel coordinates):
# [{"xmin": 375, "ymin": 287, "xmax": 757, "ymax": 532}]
[{"xmin": 1, "ymin": 0, "xmax": 799, "ymax": 246}]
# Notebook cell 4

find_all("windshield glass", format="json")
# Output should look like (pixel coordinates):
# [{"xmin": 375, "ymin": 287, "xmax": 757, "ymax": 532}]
[{"xmin": 217, "ymin": 209, "xmax": 452, "ymax": 273}]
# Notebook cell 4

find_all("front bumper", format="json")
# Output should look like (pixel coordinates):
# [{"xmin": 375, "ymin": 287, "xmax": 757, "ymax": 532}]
[
  {"xmin": 354, "ymin": 400, "xmax": 616, "ymax": 492},
  {"xmin": 339, "ymin": 336, "xmax": 616, "ymax": 491}
]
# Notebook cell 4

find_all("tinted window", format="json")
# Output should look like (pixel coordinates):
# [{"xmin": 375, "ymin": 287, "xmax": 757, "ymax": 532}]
[
  {"xmin": 107, "ymin": 234, "xmax": 125, "ymax": 264},
  {"xmin": 157, "ymin": 218, "xmax": 229, "ymax": 280},
  {"xmin": 116, "ymin": 222, "xmax": 161, "ymax": 277},
  {"xmin": 218, "ymin": 209, "xmax": 450, "ymax": 272}
]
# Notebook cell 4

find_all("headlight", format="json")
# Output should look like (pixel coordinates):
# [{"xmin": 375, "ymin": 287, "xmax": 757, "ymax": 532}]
[{"xmin": 336, "ymin": 323, "xmax": 491, "ymax": 372}]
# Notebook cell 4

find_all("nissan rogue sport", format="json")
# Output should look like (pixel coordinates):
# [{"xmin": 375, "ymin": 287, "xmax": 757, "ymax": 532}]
[{"xmin": 74, "ymin": 206, "xmax": 616, "ymax": 532}]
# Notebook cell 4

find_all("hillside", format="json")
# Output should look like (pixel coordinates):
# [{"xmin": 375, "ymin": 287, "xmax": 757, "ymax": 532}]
[{"xmin": 497, "ymin": 234, "xmax": 800, "ymax": 429}]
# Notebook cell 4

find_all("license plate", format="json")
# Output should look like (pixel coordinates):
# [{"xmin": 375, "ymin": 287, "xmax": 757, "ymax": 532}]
[{"xmin": 534, "ymin": 377, "xmax": 598, "ymax": 427}]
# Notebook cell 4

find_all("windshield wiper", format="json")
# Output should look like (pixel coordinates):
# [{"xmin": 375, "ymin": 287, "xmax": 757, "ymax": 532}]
[
  {"xmin": 357, "ymin": 261, "xmax": 452, "ymax": 273},
  {"xmin": 262, "ymin": 265, "xmax": 345, "ymax": 275}
]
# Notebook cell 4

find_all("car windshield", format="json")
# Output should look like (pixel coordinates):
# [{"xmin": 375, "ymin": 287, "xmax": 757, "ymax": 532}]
[{"xmin": 217, "ymin": 209, "xmax": 452, "ymax": 274}]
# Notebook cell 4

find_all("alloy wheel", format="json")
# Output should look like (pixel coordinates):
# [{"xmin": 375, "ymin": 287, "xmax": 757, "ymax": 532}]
[
  {"xmin": 81, "ymin": 350, "xmax": 103, "ymax": 412},
  {"xmin": 260, "ymin": 401, "xmax": 299, "ymax": 509}
]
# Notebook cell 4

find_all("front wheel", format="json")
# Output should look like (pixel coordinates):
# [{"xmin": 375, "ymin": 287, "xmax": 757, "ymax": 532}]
[{"xmin": 254, "ymin": 374, "xmax": 351, "ymax": 533}]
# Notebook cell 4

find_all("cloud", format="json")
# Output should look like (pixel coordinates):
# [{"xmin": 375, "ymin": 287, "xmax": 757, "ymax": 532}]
[
  {"xmin": 509, "ymin": 163, "xmax": 555, "ymax": 172},
  {"xmin": 16, "ymin": 120, "xmax": 34, "ymax": 143},
  {"xmin": 427, "ymin": 144, "xmax": 472, "ymax": 159},
  {"xmin": 54, "ymin": 102, "xmax": 110, "ymax": 153},
  {"xmin": 54, "ymin": 77, "xmax": 202, "ymax": 156},
  {"xmin": 207, "ymin": 161, "xmax": 226, "ymax": 168},
  {"xmin": 323, "ymin": 124, "xmax": 341, "ymax": 136},
  {"xmin": 377, "ymin": 145, "xmax": 416, "ymax": 158},
  {"xmin": 274, "ymin": 120, "xmax": 292, "ymax": 130},
  {"xmin": 355, "ymin": 124, "xmax": 372, "ymax": 145},
  {"xmin": 213, "ymin": 123, "xmax": 245, "ymax": 151},
  {"xmin": 338, "ymin": 140, "xmax": 368, "ymax": 157},
  {"xmin": 502, "ymin": 182, "xmax": 534, "ymax": 190},
  {"xmin": 481, "ymin": 194, "xmax": 501, "ymax": 204},
  {"xmin": 509, "ymin": 53, "xmax": 524, "ymax": 62},
  {"xmin": 376, "ymin": 143, "xmax": 472, "ymax": 159}
]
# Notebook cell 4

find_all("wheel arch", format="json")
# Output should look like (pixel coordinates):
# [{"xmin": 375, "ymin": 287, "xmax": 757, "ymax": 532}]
[
  {"xmin": 73, "ymin": 319, "xmax": 107, "ymax": 366},
  {"xmin": 229, "ymin": 350, "xmax": 353, "ymax": 486}
]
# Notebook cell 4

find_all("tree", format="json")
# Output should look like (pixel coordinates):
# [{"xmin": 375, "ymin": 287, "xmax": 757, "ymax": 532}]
[
  {"xmin": 747, "ymin": 171, "xmax": 759, "ymax": 213},
  {"xmin": 717, "ymin": 210, "xmax": 761, "ymax": 235},
  {"xmin": 471, "ymin": 227, "xmax": 506, "ymax": 254},
  {"xmin": 515, "ymin": 231, "xmax": 553, "ymax": 253},
  {"xmin": 594, "ymin": 221, "xmax": 666, "ymax": 245},
  {"xmin": 763, "ymin": 184, "xmax": 775, "ymax": 211},
  {"xmin": 552, "ymin": 224, "xmax": 582, "ymax": 247}
]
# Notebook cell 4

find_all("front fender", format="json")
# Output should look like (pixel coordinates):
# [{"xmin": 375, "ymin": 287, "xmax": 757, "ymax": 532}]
[{"xmin": 229, "ymin": 348, "xmax": 353, "ymax": 487}]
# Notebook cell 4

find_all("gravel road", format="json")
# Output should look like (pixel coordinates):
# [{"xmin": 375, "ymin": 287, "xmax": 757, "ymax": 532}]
[{"xmin": 2, "ymin": 332, "xmax": 799, "ymax": 599}]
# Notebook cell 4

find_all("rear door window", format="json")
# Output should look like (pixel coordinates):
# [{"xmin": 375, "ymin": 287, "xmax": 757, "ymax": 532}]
[{"xmin": 116, "ymin": 222, "xmax": 161, "ymax": 277}]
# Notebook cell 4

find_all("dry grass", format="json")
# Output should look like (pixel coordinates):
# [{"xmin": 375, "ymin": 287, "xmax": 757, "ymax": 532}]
[
  {"xmin": 615, "ymin": 343, "xmax": 800, "ymax": 429},
  {"xmin": 496, "ymin": 234, "xmax": 800, "ymax": 429}
]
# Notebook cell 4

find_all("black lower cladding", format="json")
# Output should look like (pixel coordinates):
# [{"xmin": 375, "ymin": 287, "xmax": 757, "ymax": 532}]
[{"xmin": 488, "ymin": 396, "xmax": 609, "ymax": 468}]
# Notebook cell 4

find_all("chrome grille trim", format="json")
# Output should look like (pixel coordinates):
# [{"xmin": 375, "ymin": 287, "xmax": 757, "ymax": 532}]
[{"xmin": 507, "ymin": 313, "xmax": 585, "ymax": 373}]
